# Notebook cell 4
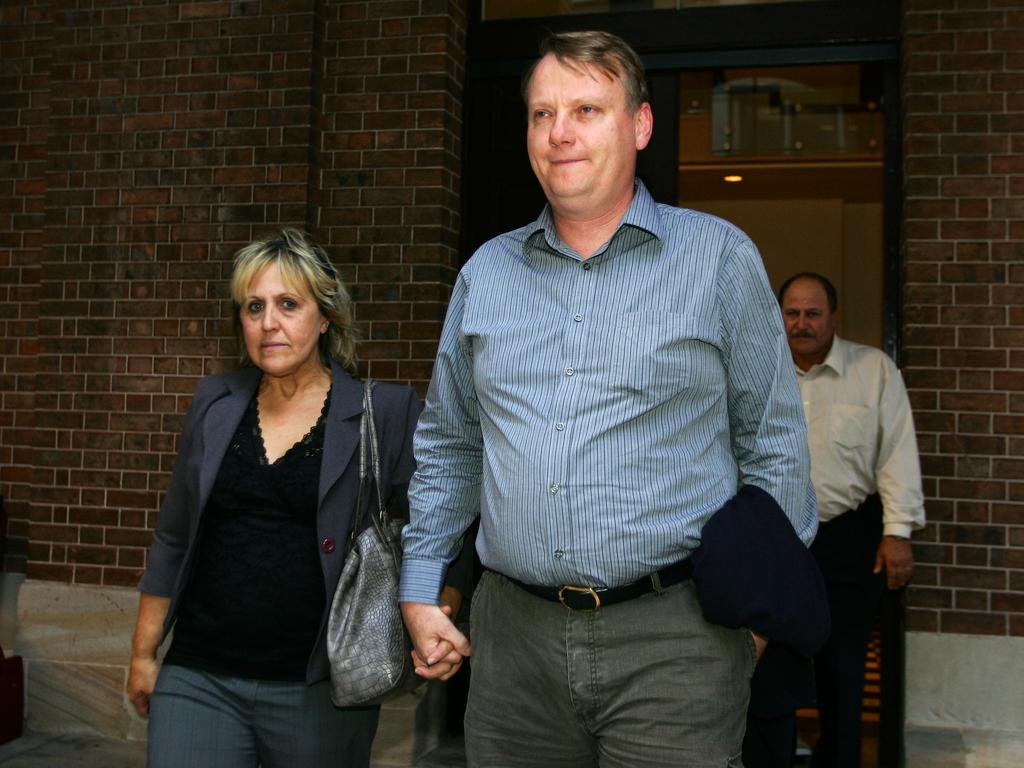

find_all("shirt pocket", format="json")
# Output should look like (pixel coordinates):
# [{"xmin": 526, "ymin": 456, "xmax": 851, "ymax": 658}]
[
  {"xmin": 828, "ymin": 403, "xmax": 874, "ymax": 450},
  {"xmin": 610, "ymin": 312, "xmax": 721, "ymax": 397}
]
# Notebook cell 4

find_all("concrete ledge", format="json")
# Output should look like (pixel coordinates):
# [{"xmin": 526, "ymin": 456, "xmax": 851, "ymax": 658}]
[
  {"xmin": 9, "ymin": 576, "xmax": 449, "ymax": 761},
  {"xmin": 1, "ymin": 572, "xmax": 25, "ymax": 649},
  {"xmin": 14, "ymin": 579, "xmax": 140, "ymax": 740},
  {"xmin": 905, "ymin": 724, "xmax": 1024, "ymax": 768},
  {"xmin": 906, "ymin": 631, "xmax": 1024, "ymax": 732}
]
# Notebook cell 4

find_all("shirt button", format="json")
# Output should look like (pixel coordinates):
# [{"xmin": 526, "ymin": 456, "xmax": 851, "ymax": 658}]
[
  {"xmin": 321, "ymin": 537, "xmax": 336, "ymax": 554},
  {"xmin": 549, "ymin": 484, "xmax": 560, "ymax": 494},
  {"xmin": 565, "ymin": 367, "xmax": 574, "ymax": 376},
  {"xmin": 554, "ymin": 549, "xmax": 565, "ymax": 559},
  {"xmin": 555, "ymin": 422, "xmax": 565, "ymax": 431},
  {"xmin": 582, "ymin": 261, "xmax": 592, "ymax": 271},
  {"xmin": 573, "ymin": 314, "xmax": 583, "ymax": 322}
]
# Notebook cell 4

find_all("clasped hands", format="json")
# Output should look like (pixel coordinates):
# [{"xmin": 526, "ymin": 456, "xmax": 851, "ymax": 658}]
[{"xmin": 401, "ymin": 585, "xmax": 471, "ymax": 682}]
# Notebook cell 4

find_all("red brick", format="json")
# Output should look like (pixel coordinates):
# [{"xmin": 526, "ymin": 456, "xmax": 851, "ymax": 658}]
[
  {"xmin": 994, "ymin": 329, "xmax": 1024, "ymax": 348},
  {"xmin": 940, "ymin": 133, "xmax": 1011, "ymax": 156},
  {"xmin": 953, "ymin": 32, "xmax": 990, "ymax": 54},
  {"xmin": 953, "ymin": 590, "xmax": 988, "ymax": 611},
  {"xmin": 940, "ymin": 93, "xmax": 1004, "ymax": 113},
  {"xmin": 102, "ymin": 567, "xmax": 146, "ymax": 587},
  {"xmin": 907, "ymin": 609, "xmax": 939, "ymax": 632},
  {"xmin": 939, "ymin": 51, "xmax": 1006, "ymax": 72},
  {"xmin": 941, "ymin": 611, "xmax": 1006, "ymax": 635},
  {"xmin": 27, "ymin": 563, "xmax": 75, "ymax": 582},
  {"xmin": 938, "ymin": 9, "xmax": 1003, "ymax": 30},
  {"xmin": 908, "ymin": 587, "xmax": 953, "ymax": 608}
]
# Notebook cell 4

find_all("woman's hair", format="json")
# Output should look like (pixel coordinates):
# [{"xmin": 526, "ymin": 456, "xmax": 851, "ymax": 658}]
[
  {"xmin": 521, "ymin": 30, "xmax": 650, "ymax": 113},
  {"xmin": 230, "ymin": 228, "xmax": 358, "ymax": 374}
]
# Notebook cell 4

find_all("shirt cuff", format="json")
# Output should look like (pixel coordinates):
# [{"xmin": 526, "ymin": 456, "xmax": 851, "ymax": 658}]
[
  {"xmin": 883, "ymin": 522, "xmax": 915, "ymax": 539},
  {"xmin": 399, "ymin": 557, "xmax": 448, "ymax": 604}
]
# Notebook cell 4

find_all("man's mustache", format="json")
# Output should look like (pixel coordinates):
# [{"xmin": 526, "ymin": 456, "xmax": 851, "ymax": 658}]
[{"xmin": 789, "ymin": 330, "xmax": 816, "ymax": 339}]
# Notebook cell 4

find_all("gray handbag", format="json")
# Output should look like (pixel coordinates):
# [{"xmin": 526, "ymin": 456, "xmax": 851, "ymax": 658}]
[{"xmin": 326, "ymin": 380, "xmax": 420, "ymax": 707}]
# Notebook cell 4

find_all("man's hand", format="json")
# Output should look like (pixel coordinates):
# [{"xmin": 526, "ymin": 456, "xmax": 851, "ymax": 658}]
[
  {"xmin": 401, "ymin": 601, "xmax": 471, "ymax": 682},
  {"xmin": 874, "ymin": 535, "xmax": 915, "ymax": 589},
  {"xmin": 751, "ymin": 630, "xmax": 768, "ymax": 661}
]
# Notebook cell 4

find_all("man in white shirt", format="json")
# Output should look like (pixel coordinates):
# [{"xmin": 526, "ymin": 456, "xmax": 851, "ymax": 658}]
[{"xmin": 778, "ymin": 272, "xmax": 925, "ymax": 768}]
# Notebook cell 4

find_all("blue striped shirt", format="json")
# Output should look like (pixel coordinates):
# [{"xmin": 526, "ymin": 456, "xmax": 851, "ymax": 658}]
[{"xmin": 400, "ymin": 181, "xmax": 816, "ymax": 602}]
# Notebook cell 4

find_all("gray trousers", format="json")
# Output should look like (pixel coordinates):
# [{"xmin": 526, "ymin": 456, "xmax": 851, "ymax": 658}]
[
  {"xmin": 148, "ymin": 664, "xmax": 379, "ymax": 768},
  {"xmin": 466, "ymin": 572, "xmax": 756, "ymax": 768}
]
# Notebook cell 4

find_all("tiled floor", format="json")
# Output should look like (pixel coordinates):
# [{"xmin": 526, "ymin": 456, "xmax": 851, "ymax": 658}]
[
  {"xmin": 3, "ymin": 726, "xmax": 1024, "ymax": 768},
  {"xmin": 0, "ymin": 730, "xmax": 147, "ymax": 768},
  {"xmin": 0, "ymin": 730, "xmax": 468, "ymax": 768},
  {"xmin": 416, "ymin": 737, "xmax": 467, "ymax": 768}
]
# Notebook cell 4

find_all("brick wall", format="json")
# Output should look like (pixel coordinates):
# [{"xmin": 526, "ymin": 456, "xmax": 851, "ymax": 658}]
[
  {"xmin": 9, "ymin": 0, "xmax": 1016, "ymax": 640},
  {"xmin": 317, "ymin": 0, "xmax": 465, "ymax": 385},
  {"xmin": 903, "ymin": 0, "xmax": 1024, "ymax": 637},
  {"xmin": 0, "ymin": 0, "xmax": 466, "ymax": 585},
  {"xmin": 0, "ymin": 1, "xmax": 47, "ymax": 573}
]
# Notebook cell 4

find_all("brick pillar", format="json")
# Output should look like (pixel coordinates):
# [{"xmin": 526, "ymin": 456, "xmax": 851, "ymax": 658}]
[
  {"xmin": 902, "ymin": 0, "xmax": 1024, "ymax": 736},
  {"xmin": 28, "ymin": 1, "xmax": 322, "ymax": 588},
  {"xmin": 0, "ymin": 1, "xmax": 47, "ymax": 574},
  {"xmin": 903, "ymin": 0, "xmax": 1024, "ymax": 638},
  {"xmin": 316, "ymin": 0, "xmax": 466, "ymax": 394}
]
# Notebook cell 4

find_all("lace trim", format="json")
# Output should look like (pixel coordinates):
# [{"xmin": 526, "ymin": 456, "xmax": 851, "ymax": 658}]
[{"xmin": 252, "ymin": 385, "xmax": 332, "ymax": 467}]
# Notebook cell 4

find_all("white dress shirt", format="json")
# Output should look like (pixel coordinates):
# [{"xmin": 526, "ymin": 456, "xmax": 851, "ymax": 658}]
[{"xmin": 796, "ymin": 335, "xmax": 925, "ymax": 539}]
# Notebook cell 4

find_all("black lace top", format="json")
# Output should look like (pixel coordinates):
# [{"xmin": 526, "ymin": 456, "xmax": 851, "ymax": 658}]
[{"xmin": 163, "ymin": 388, "xmax": 330, "ymax": 680}]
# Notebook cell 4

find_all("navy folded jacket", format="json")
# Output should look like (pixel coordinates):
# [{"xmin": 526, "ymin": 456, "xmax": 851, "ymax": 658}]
[{"xmin": 691, "ymin": 484, "xmax": 830, "ymax": 658}]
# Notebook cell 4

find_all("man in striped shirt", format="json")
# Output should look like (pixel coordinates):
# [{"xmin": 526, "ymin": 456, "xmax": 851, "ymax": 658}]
[{"xmin": 399, "ymin": 30, "xmax": 819, "ymax": 767}]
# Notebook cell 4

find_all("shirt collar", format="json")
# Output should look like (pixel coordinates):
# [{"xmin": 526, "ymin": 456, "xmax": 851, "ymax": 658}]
[
  {"xmin": 523, "ymin": 179, "xmax": 666, "ymax": 261},
  {"xmin": 798, "ymin": 334, "xmax": 845, "ymax": 378},
  {"xmin": 822, "ymin": 334, "xmax": 846, "ymax": 375}
]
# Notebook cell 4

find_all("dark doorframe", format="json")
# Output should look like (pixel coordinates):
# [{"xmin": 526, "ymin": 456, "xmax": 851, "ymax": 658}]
[
  {"xmin": 462, "ymin": 4, "xmax": 905, "ymax": 765},
  {"xmin": 463, "ymin": 0, "xmax": 902, "ymax": 259}
]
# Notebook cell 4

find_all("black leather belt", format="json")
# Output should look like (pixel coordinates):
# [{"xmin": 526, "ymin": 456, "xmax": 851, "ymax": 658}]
[{"xmin": 496, "ymin": 558, "xmax": 694, "ymax": 611}]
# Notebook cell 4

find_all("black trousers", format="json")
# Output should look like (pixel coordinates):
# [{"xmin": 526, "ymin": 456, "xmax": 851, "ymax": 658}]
[
  {"xmin": 743, "ymin": 711, "xmax": 797, "ymax": 768},
  {"xmin": 742, "ymin": 642, "xmax": 817, "ymax": 768},
  {"xmin": 808, "ymin": 496, "xmax": 885, "ymax": 768}
]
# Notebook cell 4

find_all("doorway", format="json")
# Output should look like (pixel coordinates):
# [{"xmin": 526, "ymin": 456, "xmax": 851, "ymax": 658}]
[
  {"xmin": 676, "ymin": 61, "xmax": 896, "ymax": 766},
  {"xmin": 677, "ymin": 63, "xmax": 886, "ymax": 348}
]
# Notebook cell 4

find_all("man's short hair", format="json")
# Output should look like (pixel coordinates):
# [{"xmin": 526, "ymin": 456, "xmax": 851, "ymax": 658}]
[
  {"xmin": 778, "ymin": 272, "xmax": 839, "ymax": 313},
  {"xmin": 521, "ymin": 30, "xmax": 649, "ymax": 113}
]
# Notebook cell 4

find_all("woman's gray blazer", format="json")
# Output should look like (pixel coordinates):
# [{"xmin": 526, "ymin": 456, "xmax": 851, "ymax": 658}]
[{"xmin": 138, "ymin": 360, "xmax": 421, "ymax": 684}]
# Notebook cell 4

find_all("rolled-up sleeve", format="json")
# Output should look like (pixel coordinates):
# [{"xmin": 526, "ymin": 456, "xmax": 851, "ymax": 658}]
[{"xmin": 876, "ymin": 362, "xmax": 926, "ymax": 537}]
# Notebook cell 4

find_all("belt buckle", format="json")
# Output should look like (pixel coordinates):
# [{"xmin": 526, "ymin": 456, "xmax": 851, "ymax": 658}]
[{"xmin": 558, "ymin": 584, "xmax": 601, "ymax": 611}]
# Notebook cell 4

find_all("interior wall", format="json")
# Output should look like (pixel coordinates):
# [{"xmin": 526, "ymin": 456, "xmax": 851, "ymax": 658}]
[{"xmin": 682, "ymin": 197, "xmax": 884, "ymax": 348}]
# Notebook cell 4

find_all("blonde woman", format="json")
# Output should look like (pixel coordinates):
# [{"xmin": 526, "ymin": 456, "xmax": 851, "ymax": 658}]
[{"xmin": 127, "ymin": 230, "xmax": 463, "ymax": 767}]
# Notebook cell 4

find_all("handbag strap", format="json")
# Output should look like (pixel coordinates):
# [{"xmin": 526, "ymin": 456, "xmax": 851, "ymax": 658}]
[{"xmin": 360, "ymin": 379, "xmax": 388, "ymax": 526}]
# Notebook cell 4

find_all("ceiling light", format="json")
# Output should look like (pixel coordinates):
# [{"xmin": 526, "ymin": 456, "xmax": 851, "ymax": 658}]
[{"xmin": 723, "ymin": 174, "xmax": 743, "ymax": 183}]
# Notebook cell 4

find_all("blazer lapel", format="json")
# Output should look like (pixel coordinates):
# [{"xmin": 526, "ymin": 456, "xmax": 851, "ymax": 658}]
[
  {"xmin": 198, "ymin": 367, "xmax": 261, "ymax": 519},
  {"xmin": 319, "ymin": 363, "xmax": 364, "ymax": 508}
]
